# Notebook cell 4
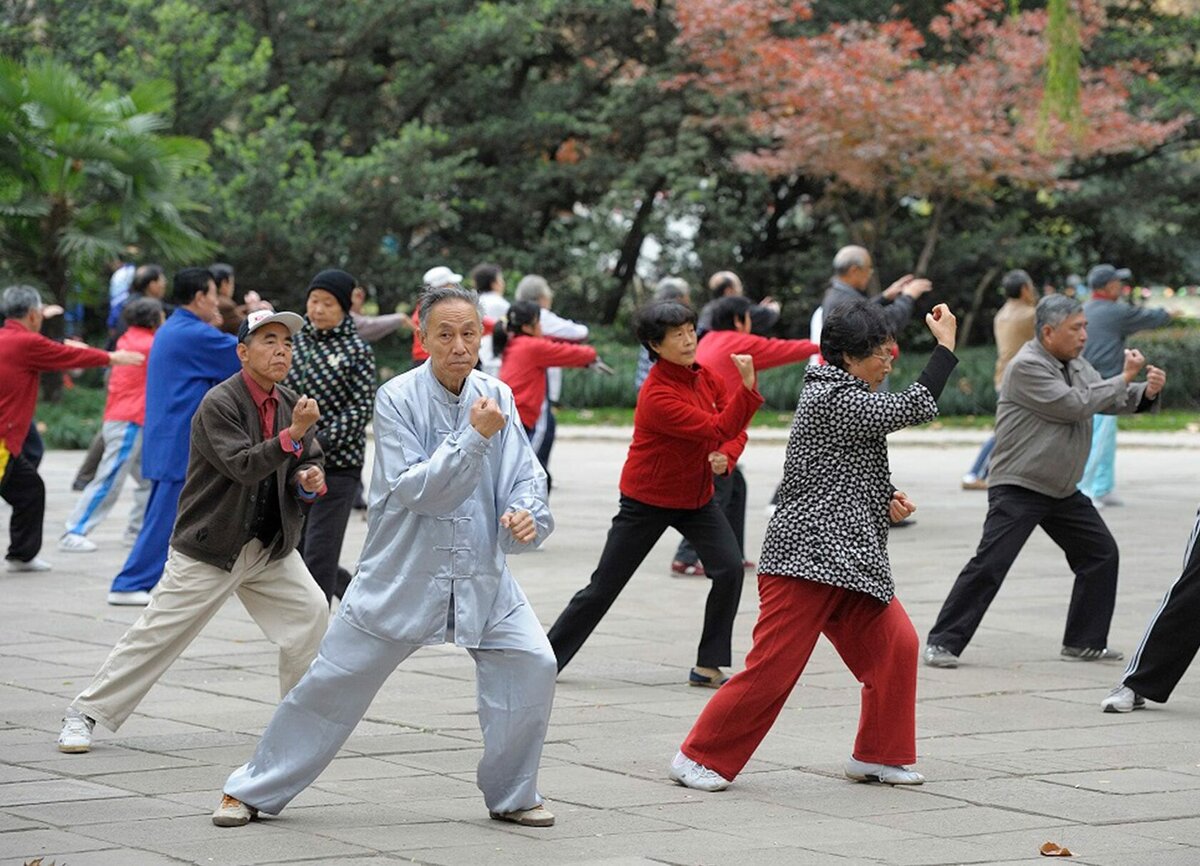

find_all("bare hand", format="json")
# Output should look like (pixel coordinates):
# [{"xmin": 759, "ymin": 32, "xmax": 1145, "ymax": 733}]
[
  {"xmin": 759, "ymin": 296, "xmax": 781, "ymax": 313},
  {"xmin": 924, "ymin": 304, "xmax": 957, "ymax": 351},
  {"xmin": 730, "ymin": 353, "xmax": 756, "ymax": 390},
  {"xmin": 883, "ymin": 275, "xmax": 913, "ymax": 300},
  {"xmin": 590, "ymin": 359, "xmax": 615, "ymax": 376},
  {"xmin": 902, "ymin": 277, "xmax": 933, "ymax": 300},
  {"xmin": 1145, "ymin": 364, "xmax": 1166, "ymax": 398},
  {"xmin": 289, "ymin": 396, "xmax": 320, "ymax": 438},
  {"xmin": 889, "ymin": 491, "xmax": 917, "ymax": 524},
  {"xmin": 500, "ymin": 509, "xmax": 537, "ymax": 543},
  {"xmin": 1122, "ymin": 349, "xmax": 1147, "ymax": 382},
  {"xmin": 296, "ymin": 465, "xmax": 325, "ymax": 493},
  {"xmin": 708, "ymin": 451, "xmax": 729, "ymax": 475},
  {"xmin": 108, "ymin": 350, "xmax": 145, "ymax": 366},
  {"xmin": 42, "ymin": 304, "xmax": 65, "ymax": 319},
  {"xmin": 470, "ymin": 397, "xmax": 506, "ymax": 439}
]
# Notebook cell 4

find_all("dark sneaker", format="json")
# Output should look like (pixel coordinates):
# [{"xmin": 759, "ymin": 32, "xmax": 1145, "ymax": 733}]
[{"xmin": 1062, "ymin": 646, "xmax": 1124, "ymax": 662}]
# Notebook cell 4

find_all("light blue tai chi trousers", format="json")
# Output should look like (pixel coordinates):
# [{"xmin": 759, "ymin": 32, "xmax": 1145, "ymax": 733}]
[
  {"xmin": 223, "ymin": 599, "xmax": 556, "ymax": 816},
  {"xmin": 1079, "ymin": 414, "xmax": 1118, "ymax": 500}
]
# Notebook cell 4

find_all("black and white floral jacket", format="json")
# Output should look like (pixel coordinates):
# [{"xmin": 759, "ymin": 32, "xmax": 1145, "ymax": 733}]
[{"xmin": 758, "ymin": 347, "xmax": 957, "ymax": 604}]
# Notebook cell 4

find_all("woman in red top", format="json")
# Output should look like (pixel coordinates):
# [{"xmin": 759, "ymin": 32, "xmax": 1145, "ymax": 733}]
[
  {"xmin": 547, "ymin": 301, "xmax": 764, "ymax": 686},
  {"xmin": 495, "ymin": 301, "xmax": 602, "ymax": 488}
]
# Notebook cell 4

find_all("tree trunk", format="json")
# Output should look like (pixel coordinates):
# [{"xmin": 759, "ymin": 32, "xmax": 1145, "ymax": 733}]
[
  {"xmin": 38, "ymin": 206, "xmax": 70, "ymax": 402},
  {"xmin": 601, "ymin": 176, "xmax": 664, "ymax": 324},
  {"xmin": 914, "ymin": 200, "xmax": 947, "ymax": 277},
  {"xmin": 960, "ymin": 265, "xmax": 1001, "ymax": 347}
]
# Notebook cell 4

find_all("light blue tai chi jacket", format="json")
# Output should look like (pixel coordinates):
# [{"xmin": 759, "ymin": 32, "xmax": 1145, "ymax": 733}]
[{"xmin": 338, "ymin": 363, "xmax": 552, "ymax": 647}]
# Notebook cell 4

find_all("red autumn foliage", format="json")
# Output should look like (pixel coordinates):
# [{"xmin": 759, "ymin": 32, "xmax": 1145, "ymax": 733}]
[{"xmin": 665, "ymin": 0, "xmax": 1185, "ymax": 205}]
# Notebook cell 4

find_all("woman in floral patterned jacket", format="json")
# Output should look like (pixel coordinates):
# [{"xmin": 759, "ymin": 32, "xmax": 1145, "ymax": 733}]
[{"xmin": 669, "ymin": 298, "xmax": 959, "ymax": 792}]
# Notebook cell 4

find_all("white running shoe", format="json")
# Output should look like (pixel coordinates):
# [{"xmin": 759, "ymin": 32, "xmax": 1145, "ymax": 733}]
[
  {"xmin": 107, "ymin": 590, "xmax": 152, "ymax": 606},
  {"xmin": 845, "ymin": 757, "xmax": 924, "ymax": 785},
  {"xmin": 58, "ymin": 708, "xmax": 95, "ymax": 753},
  {"xmin": 1100, "ymin": 684, "xmax": 1146, "ymax": 713},
  {"xmin": 6, "ymin": 557, "xmax": 51, "ymax": 572},
  {"xmin": 58, "ymin": 533, "xmax": 97, "ymax": 553},
  {"xmin": 668, "ymin": 750, "xmax": 731, "ymax": 792}
]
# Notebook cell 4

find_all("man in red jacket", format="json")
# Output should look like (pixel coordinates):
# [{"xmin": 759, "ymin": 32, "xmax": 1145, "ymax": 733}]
[
  {"xmin": 0, "ymin": 285, "xmax": 145, "ymax": 572},
  {"xmin": 670, "ymin": 295, "xmax": 818, "ymax": 576}
]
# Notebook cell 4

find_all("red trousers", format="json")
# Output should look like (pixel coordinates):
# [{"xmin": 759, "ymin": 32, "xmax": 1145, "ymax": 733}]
[{"xmin": 681, "ymin": 575, "xmax": 918, "ymax": 781}]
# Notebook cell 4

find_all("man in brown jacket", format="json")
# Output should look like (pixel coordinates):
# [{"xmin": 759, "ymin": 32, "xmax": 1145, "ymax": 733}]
[{"xmin": 57, "ymin": 310, "xmax": 331, "ymax": 753}]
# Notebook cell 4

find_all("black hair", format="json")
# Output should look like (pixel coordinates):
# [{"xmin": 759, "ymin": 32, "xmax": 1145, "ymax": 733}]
[
  {"xmin": 1001, "ymin": 269, "xmax": 1033, "ymax": 299},
  {"xmin": 210, "ymin": 262, "xmax": 235, "ymax": 287},
  {"xmin": 710, "ymin": 295, "xmax": 754, "ymax": 332},
  {"xmin": 491, "ymin": 300, "xmax": 540, "ymax": 357},
  {"xmin": 710, "ymin": 275, "xmax": 735, "ymax": 301},
  {"xmin": 819, "ymin": 299, "xmax": 893, "ymax": 370},
  {"xmin": 131, "ymin": 264, "xmax": 164, "ymax": 295},
  {"xmin": 122, "ymin": 296, "xmax": 164, "ymax": 330},
  {"xmin": 635, "ymin": 301, "xmax": 698, "ymax": 361},
  {"xmin": 470, "ymin": 262, "xmax": 503, "ymax": 294},
  {"xmin": 171, "ymin": 267, "xmax": 215, "ymax": 305}
]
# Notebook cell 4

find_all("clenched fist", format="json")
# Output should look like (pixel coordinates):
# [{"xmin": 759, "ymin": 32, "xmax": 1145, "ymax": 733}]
[
  {"xmin": 1122, "ymin": 349, "xmax": 1147, "ymax": 383},
  {"xmin": 924, "ymin": 304, "xmax": 957, "ymax": 351},
  {"xmin": 289, "ymin": 396, "xmax": 320, "ymax": 439},
  {"xmin": 297, "ymin": 465, "xmax": 325, "ymax": 494},
  {"xmin": 1145, "ymin": 364, "xmax": 1166, "ymax": 399},
  {"xmin": 470, "ymin": 397, "xmax": 506, "ymax": 439},
  {"xmin": 500, "ymin": 509, "xmax": 537, "ymax": 543},
  {"xmin": 708, "ymin": 451, "xmax": 729, "ymax": 475},
  {"xmin": 889, "ymin": 491, "xmax": 916, "ymax": 524},
  {"xmin": 730, "ymin": 353, "xmax": 756, "ymax": 390}
]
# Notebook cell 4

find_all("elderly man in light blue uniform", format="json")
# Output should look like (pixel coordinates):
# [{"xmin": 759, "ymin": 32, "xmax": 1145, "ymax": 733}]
[{"xmin": 214, "ymin": 284, "xmax": 558, "ymax": 829}]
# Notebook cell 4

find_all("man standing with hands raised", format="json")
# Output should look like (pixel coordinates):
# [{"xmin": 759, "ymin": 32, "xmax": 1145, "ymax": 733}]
[
  {"xmin": 925, "ymin": 294, "xmax": 1166, "ymax": 669},
  {"xmin": 215, "ymin": 284, "xmax": 558, "ymax": 829},
  {"xmin": 57, "ymin": 309, "xmax": 330, "ymax": 754}
]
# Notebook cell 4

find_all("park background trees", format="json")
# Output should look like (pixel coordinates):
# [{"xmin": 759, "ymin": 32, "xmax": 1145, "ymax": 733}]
[{"xmin": 1, "ymin": 0, "xmax": 1197, "ymax": 347}]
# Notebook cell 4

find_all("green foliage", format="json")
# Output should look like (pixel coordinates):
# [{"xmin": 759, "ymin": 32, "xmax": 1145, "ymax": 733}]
[{"xmin": 35, "ymin": 383, "xmax": 105, "ymax": 448}]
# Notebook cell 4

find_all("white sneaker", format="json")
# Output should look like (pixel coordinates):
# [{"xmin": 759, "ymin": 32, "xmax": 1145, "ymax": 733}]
[
  {"xmin": 107, "ymin": 590, "xmax": 152, "ymax": 606},
  {"xmin": 844, "ymin": 757, "xmax": 924, "ymax": 785},
  {"xmin": 58, "ymin": 708, "xmax": 95, "ymax": 753},
  {"xmin": 58, "ymin": 533, "xmax": 97, "ymax": 553},
  {"xmin": 668, "ymin": 750, "xmax": 731, "ymax": 792},
  {"xmin": 6, "ymin": 557, "xmax": 51, "ymax": 573},
  {"xmin": 1100, "ymin": 684, "xmax": 1146, "ymax": 713},
  {"xmin": 212, "ymin": 794, "xmax": 258, "ymax": 827}
]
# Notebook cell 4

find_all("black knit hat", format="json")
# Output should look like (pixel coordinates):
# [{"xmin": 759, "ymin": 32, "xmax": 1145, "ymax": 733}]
[{"xmin": 307, "ymin": 268, "xmax": 356, "ymax": 312}]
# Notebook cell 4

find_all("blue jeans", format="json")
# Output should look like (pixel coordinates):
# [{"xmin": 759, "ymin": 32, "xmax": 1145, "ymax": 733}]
[{"xmin": 966, "ymin": 436, "xmax": 996, "ymax": 480}]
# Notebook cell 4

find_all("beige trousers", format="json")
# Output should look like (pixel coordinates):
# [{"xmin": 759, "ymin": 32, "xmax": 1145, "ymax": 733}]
[{"xmin": 73, "ymin": 539, "xmax": 329, "ymax": 731}]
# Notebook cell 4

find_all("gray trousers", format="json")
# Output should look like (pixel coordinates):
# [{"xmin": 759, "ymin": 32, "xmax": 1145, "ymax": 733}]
[
  {"xmin": 65, "ymin": 420, "xmax": 150, "ymax": 537},
  {"xmin": 224, "ymin": 599, "xmax": 557, "ymax": 816}
]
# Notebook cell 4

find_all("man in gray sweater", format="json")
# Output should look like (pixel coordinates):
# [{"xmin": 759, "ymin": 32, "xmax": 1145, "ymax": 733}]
[
  {"xmin": 1078, "ymin": 263, "xmax": 1174, "ymax": 508},
  {"xmin": 924, "ymin": 295, "xmax": 1166, "ymax": 668}
]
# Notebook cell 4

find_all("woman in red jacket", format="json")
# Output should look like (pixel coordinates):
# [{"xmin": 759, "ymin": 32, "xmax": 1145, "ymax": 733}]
[
  {"xmin": 547, "ymin": 301, "xmax": 764, "ymax": 686},
  {"xmin": 495, "ymin": 300, "xmax": 602, "ymax": 488}
]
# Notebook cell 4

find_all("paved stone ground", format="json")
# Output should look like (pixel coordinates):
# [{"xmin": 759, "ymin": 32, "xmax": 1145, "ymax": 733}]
[{"xmin": 2, "ymin": 432, "xmax": 1199, "ymax": 866}]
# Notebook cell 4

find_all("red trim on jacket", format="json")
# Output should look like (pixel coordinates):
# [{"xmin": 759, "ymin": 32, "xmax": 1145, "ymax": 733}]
[
  {"xmin": 619, "ymin": 357, "xmax": 764, "ymax": 509},
  {"xmin": 499, "ymin": 334, "xmax": 598, "ymax": 428}
]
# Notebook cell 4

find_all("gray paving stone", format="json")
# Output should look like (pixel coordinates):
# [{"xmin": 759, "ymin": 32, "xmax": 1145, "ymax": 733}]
[{"xmin": 4, "ymin": 441, "xmax": 1200, "ymax": 864}]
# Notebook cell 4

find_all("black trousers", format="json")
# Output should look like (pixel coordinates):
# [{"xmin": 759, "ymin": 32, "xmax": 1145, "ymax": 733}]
[
  {"xmin": 525, "ymin": 408, "xmax": 557, "ymax": 492},
  {"xmin": 674, "ymin": 468, "xmax": 747, "ymax": 565},
  {"xmin": 299, "ymin": 467, "xmax": 361, "ymax": 603},
  {"xmin": 927, "ymin": 484, "xmax": 1118, "ymax": 656},
  {"xmin": 547, "ymin": 495, "xmax": 744, "ymax": 671},
  {"xmin": 1122, "ymin": 505, "xmax": 1200, "ymax": 703},
  {"xmin": 1, "ymin": 452, "xmax": 45, "ymax": 563}
]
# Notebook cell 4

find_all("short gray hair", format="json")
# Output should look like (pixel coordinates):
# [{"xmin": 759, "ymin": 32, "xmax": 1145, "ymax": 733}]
[
  {"xmin": 832, "ymin": 245, "xmax": 870, "ymax": 275},
  {"xmin": 653, "ymin": 277, "xmax": 691, "ymax": 303},
  {"xmin": 1, "ymin": 285, "xmax": 44, "ymax": 319},
  {"xmin": 1035, "ymin": 294, "xmax": 1083, "ymax": 335},
  {"xmin": 417, "ymin": 285, "xmax": 481, "ymax": 336},
  {"xmin": 514, "ymin": 274, "xmax": 552, "ymax": 304}
]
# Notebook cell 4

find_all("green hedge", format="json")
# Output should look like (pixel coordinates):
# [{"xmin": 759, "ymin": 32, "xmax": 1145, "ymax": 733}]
[
  {"xmin": 36, "ymin": 384, "xmax": 106, "ymax": 449},
  {"xmin": 557, "ymin": 326, "xmax": 1200, "ymax": 415}
]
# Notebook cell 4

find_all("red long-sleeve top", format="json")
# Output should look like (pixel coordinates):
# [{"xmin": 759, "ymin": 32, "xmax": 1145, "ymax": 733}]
[
  {"xmin": 498, "ymin": 334, "xmax": 598, "ymax": 428},
  {"xmin": 696, "ymin": 330, "xmax": 818, "ymax": 397},
  {"xmin": 103, "ymin": 326, "xmax": 156, "ymax": 425},
  {"xmin": 0, "ymin": 319, "xmax": 111, "ymax": 455},
  {"xmin": 619, "ymin": 358, "xmax": 764, "ymax": 509}
]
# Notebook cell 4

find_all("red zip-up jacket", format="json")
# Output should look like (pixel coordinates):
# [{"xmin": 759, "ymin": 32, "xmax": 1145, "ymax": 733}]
[
  {"xmin": 103, "ymin": 326, "xmax": 156, "ymax": 425},
  {"xmin": 0, "ymin": 319, "xmax": 111, "ymax": 455},
  {"xmin": 619, "ymin": 358, "xmax": 764, "ymax": 509},
  {"xmin": 499, "ymin": 334, "xmax": 598, "ymax": 428},
  {"xmin": 696, "ymin": 330, "xmax": 818, "ymax": 398}
]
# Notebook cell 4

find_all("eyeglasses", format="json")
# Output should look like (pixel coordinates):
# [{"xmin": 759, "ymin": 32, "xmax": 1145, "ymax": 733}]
[{"xmin": 870, "ymin": 350, "xmax": 894, "ymax": 364}]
